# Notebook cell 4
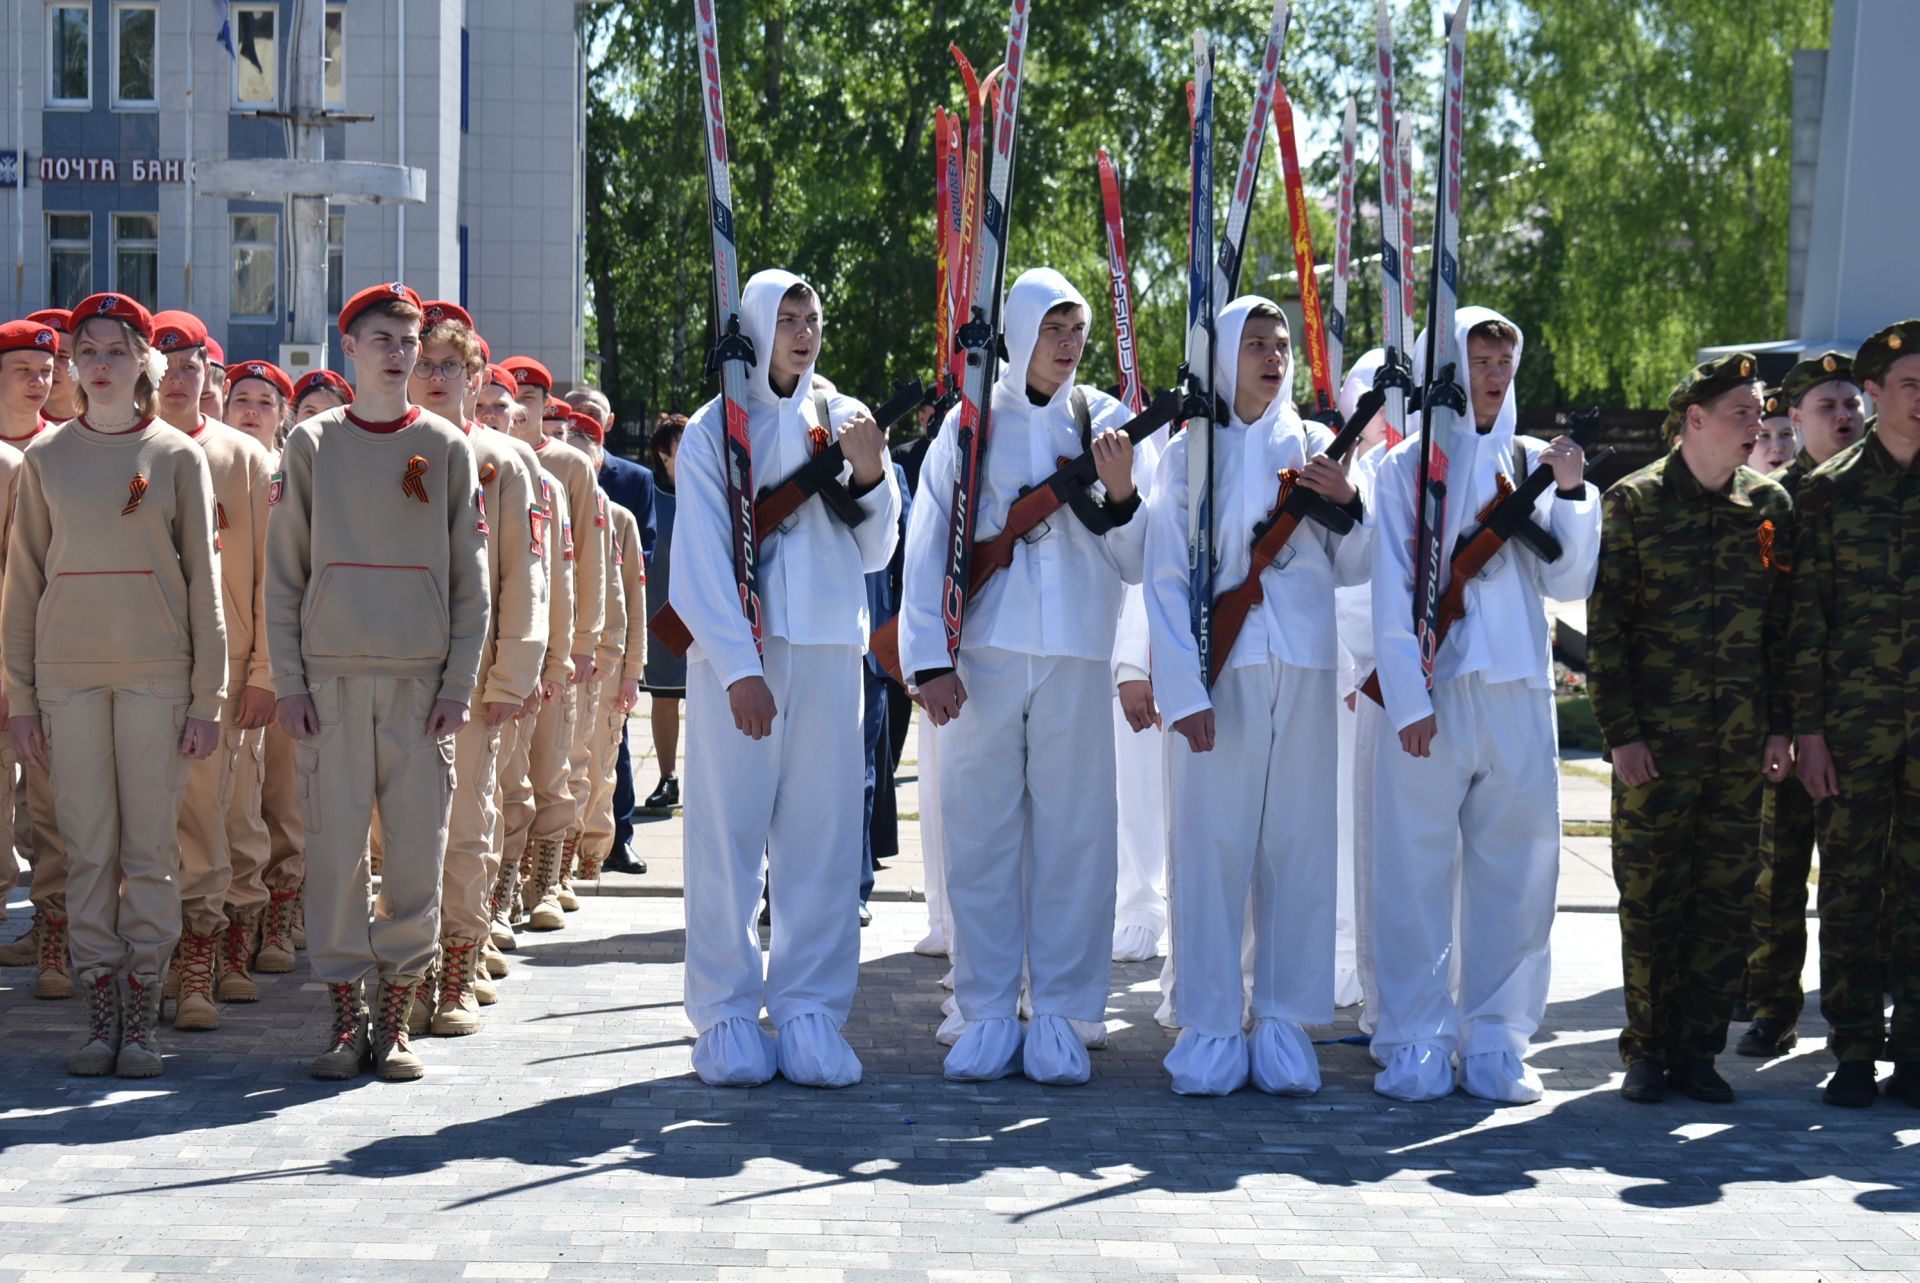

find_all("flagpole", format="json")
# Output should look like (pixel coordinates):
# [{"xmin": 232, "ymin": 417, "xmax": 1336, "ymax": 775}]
[{"xmin": 185, "ymin": 0, "xmax": 195, "ymax": 302}]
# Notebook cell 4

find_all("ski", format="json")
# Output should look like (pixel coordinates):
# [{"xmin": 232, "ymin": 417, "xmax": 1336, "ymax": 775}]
[
  {"xmin": 1214, "ymin": 0, "xmax": 1288, "ymax": 303},
  {"xmin": 1328, "ymin": 98, "xmax": 1357, "ymax": 392},
  {"xmin": 691, "ymin": 0, "xmax": 760, "ymax": 647},
  {"xmin": 934, "ymin": 106, "xmax": 956, "ymax": 395},
  {"xmin": 1275, "ymin": 78, "xmax": 1335, "ymax": 419},
  {"xmin": 939, "ymin": 0, "xmax": 1030, "ymax": 660},
  {"xmin": 1184, "ymin": 30, "xmax": 1218, "ymax": 683},
  {"xmin": 1373, "ymin": 0, "xmax": 1414, "ymax": 448},
  {"xmin": 1410, "ymin": 0, "xmax": 1472, "ymax": 688},
  {"xmin": 1096, "ymin": 148, "xmax": 1145, "ymax": 416}
]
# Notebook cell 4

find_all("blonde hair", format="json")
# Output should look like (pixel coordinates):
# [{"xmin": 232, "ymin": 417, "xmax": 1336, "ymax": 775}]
[{"xmin": 73, "ymin": 317, "xmax": 159, "ymax": 420}]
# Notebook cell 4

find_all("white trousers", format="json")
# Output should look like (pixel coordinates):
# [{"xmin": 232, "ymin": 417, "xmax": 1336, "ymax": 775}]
[
  {"xmin": 915, "ymin": 715, "xmax": 956, "ymax": 954},
  {"xmin": 940, "ymin": 646, "xmax": 1116, "ymax": 1025},
  {"xmin": 682, "ymin": 639, "xmax": 864, "ymax": 1032},
  {"xmin": 1112, "ymin": 695, "xmax": 1168, "ymax": 954},
  {"xmin": 1338, "ymin": 688, "xmax": 1384, "ymax": 1029},
  {"xmin": 1166, "ymin": 659, "xmax": 1337, "ymax": 1038},
  {"xmin": 1369, "ymin": 671, "xmax": 1560, "ymax": 1065}
]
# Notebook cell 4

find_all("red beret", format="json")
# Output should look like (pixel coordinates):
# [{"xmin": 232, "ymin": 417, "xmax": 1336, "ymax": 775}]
[
  {"xmin": 542, "ymin": 400, "xmax": 573, "ymax": 424},
  {"xmin": 420, "ymin": 299, "xmax": 475, "ymax": 331},
  {"xmin": 474, "ymin": 333, "xmax": 492, "ymax": 363},
  {"xmin": 72, "ymin": 293, "xmax": 154, "ymax": 342},
  {"xmin": 485, "ymin": 363, "xmax": 520, "ymax": 395},
  {"xmin": 292, "ymin": 368, "xmax": 354, "ymax": 405},
  {"xmin": 338, "ymin": 281, "xmax": 424, "ymax": 335},
  {"xmin": 501, "ymin": 356, "xmax": 552, "ymax": 393},
  {"xmin": 204, "ymin": 335, "xmax": 225, "ymax": 367},
  {"xmin": 150, "ymin": 310, "xmax": 211, "ymax": 354},
  {"xmin": 568, "ymin": 408, "xmax": 606, "ymax": 444},
  {"xmin": 26, "ymin": 308, "xmax": 71, "ymax": 335},
  {"xmin": 228, "ymin": 359, "xmax": 295, "ymax": 402},
  {"xmin": 0, "ymin": 320, "xmax": 61, "ymax": 357}
]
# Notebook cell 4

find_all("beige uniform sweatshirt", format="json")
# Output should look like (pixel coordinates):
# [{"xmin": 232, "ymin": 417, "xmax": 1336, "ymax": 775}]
[
  {"xmin": 0, "ymin": 438, "xmax": 25, "ymax": 693},
  {"xmin": 592, "ymin": 489, "xmax": 628, "ymax": 679},
  {"xmin": 187, "ymin": 417, "xmax": 274, "ymax": 691},
  {"xmin": 528, "ymin": 435, "xmax": 604, "ymax": 658},
  {"xmin": 264, "ymin": 405, "xmax": 490, "ymax": 705},
  {"xmin": 535, "ymin": 467, "xmax": 575, "ymax": 689},
  {"xmin": 3, "ymin": 417, "xmax": 228, "ymax": 721},
  {"xmin": 465, "ymin": 422, "xmax": 546, "ymax": 708},
  {"xmin": 608, "ymin": 501, "xmax": 649, "ymax": 685}
]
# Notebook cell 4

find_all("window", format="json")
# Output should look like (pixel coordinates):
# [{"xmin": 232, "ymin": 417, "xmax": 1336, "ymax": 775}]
[
  {"xmin": 232, "ymin": 5, "xmax": 278, "ymax": 107},
  {"xmin": 112, "ymin": 3, "xmax": 157, "ymax": 107},
  {"xmin": 326, "ymin": 211, "xmax": 345, "ymax": 316},
  {"xmin": 46, "ymin": 213, "xmax": 92, "ymax": 308},
  {"xmin": 325, "ymin": 7, "xmax": 345, "ymax": 106},
  {"xmin": 47, "ymin": 3, "xmax": 91, "ymax": 107},
  {"xmin": 112, "ymin": 213, "xmax": 159, "ymax": 309},
  {"xmin": 231, "ymin": 213, "xmax": 279, "ymax": 319}
]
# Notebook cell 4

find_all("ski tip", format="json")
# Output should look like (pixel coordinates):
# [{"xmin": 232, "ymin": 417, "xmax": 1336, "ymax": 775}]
[
  {"xmin": 1376, "ymin": 0, "xmax": 1390, "ymax": 33},
  {"xmin": 1451, "ymin": 0, "xmax": 1471, "ymax": 37},
  {"xmin": 1097, "ymin": 145, "xmax": 1111, "ymax": 164}
]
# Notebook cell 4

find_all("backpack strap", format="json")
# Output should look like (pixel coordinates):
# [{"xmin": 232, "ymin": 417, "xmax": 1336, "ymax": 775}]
[{"xmin": 1070, "ymin": 387, "xmax": 1093, "ymax": 454}]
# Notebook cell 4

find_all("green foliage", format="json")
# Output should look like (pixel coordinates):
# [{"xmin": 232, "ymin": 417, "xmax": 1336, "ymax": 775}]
[{"xmin": 582, "ymin": 0, "xmax": 1827, "ymax": 426}]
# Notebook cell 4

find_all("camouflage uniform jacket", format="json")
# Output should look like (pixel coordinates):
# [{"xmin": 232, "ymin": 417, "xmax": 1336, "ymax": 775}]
[
  {"xmin": 1589, "ymin": 443, "xmax": 1794, "ymax": 775},
  {"xmin": 1769, "ymin": 449, "xmax": 1817, "ymax": 502},
  {"xmin": 1788, "ymin": 422, "xmax": 1920, "ymax": 757}
]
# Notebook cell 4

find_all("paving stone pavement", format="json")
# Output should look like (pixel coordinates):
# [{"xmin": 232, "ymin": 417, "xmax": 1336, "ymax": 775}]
[{"xmin": 1, "ymin": 882, "xmax": 1916, "ymax": 1283}]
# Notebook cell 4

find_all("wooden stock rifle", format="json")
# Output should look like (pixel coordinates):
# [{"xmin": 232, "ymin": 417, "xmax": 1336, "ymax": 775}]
[
  {"xmin": 869, "ymin": 387, "xmax": 1189, "ymax": 686},
  {"xmin": 649, "ymin": 378, "xmax": 926, "ymax": 657},
  {"xmin": 1207, "ymin": 387, "xmax": 1385, "ymax": 684},
  {"xmin": 1360, "ymin": 409, "xmax": 1606, "ymax": 706}
]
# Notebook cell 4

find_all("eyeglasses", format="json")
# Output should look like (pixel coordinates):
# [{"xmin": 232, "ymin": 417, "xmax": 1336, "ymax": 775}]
[{"xmin": 415, "ymin": 359, "xmax": 469, "ymax": 381}]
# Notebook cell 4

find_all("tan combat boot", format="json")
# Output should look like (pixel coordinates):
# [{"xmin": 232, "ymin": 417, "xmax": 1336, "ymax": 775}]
[
  {"xmin": 471, "ymin": 958, "xmax": 499, "ymax": 1007},
  {"xmin": 172, "ymin": 932, "xmax": 221, "ymax": 1031},
  {"xmin": 215, "ymin": 911, "xmax": 261, "ymax": 1002},
  {"xmin": 487, "ymin": 864, "xmax": 518, "ymax": 953},
  {"xmin": 555, "ymin": 833, "xmax": 582, "ymax": 912},
  {"xmin": 526, "ymin": 838, "xmax": 567, "ymax": 931},
  {"xmin": 34, "ymin": 915, "xmax": 73, "ymax": 1000},
  {"xmin": 481, "ymin": 938, "xmax": 509, "ymax": 981},
  {"xmin": 255, "ymin": 889, "xmax": 299, "ymax": 973},
  {"xmin": 116, "ymin": 973, "xmax": 165, "ymax": 1078},
  {"xmin": 290, "ymin": 884, "xmax": 307, "ymax": 950},
  {"xmin": 371, "ymin": 975, "xmax": 427, "ymax": 1081},
  {"xmin": 0, "ymin": 920, "xmax": 40, "ymax": 967},
  {"xmin": 407, "ymin": 950, "xmax": 438, "ymax": 1037},
  {"xmin": 68, "ymin": 967, "xmax": 120, "ymax": 1076},
  {"xmin": 431, "ymin": 937, "xmax": 483, "ymax": 1036},
  {"xmin": 310, "ymin": 980, "xmax": 370, "ymax": 1080}
]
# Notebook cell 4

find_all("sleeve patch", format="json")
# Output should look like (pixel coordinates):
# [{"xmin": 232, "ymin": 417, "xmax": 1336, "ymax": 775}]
[{"xmin": 269, "ymin": 471, "xmax": 284, "ymax": 506}]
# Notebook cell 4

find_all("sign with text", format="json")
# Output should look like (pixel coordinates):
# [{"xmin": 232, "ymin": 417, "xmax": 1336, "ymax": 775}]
[{"xmin": 37, "ymin": 156, "xmax": 186, "ymax": 184}]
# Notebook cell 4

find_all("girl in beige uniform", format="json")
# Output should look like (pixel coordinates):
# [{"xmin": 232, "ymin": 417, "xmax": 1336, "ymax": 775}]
[
  {"xmin": 408, "ymin": 308, "xmax": 544, "ymax": 1034},
  {"xmin": 559, "ymin": 409, "xmax": 622, "ymax": 900},
  {"xmin": 267, "ymin": 284, "xmax": 489, "ymax": 1083},
  {"xmin": 4, "ymin": 294, "xmax": 226, "ymax": 1078},
  {"xmin": 582, "ymin": 497, "xmax": 647, "ymax": 877},
  {"xmin": 0, "ymin": 322, "xmax": 45, "ymax": 972},
  {"xmin": 150, "ymin": 311, "xmax": 277, "ymax": 1030}
]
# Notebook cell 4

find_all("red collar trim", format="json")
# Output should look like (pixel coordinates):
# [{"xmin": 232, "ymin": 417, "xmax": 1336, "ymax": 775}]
[{"xmin": 346, "ymin": 405, "xmax": 423, "ymax": 434}]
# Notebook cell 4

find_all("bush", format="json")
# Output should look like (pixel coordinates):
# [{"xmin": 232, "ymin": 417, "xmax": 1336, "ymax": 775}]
[{"xmin": 1557, "ymin": 694, "xmax": 1603, "ymax": 752}]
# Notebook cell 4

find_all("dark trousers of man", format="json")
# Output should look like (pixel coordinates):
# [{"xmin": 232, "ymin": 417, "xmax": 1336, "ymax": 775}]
[
  {"xmin": 859, "ymin": 664, "xmax": 893, "ymax": 907},
  {"xmin": 612, "ymin": 724, "xmax": 638, "ymax": 857},
  {"xmin": 1818, "ymin": 748, "xmax": 1920, "ymax": 1065},
  {"xmin": 1614, "ymin": 767, "xmax": 1764, "ymax": 1067},
  {"xmin": 1745, "ymin": 778, "xmax": 1818, "ymax": 1025}
]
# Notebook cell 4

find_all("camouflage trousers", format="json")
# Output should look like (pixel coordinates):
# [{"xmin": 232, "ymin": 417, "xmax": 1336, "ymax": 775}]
[
  {"xmin": 1816, "ymin": 748, "xmax": 1920, "ymax": 1064},
  {"xmin": 1613, "ymin": 766, "xmax": 1764, "ymax": 1067},
  {"xmin": 1744, "ymin": 778, "xmax": 1818, "ymax": 1025}
]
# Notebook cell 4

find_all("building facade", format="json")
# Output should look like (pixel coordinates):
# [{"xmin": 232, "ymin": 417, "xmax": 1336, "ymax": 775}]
[{"xmin": 0, "ymin": 0, "xmax": 591, "ymax": 381}]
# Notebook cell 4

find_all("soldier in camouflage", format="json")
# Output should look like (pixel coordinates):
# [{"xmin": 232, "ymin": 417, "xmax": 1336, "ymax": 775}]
[
  {"xmin": 1790, "ymin": 318, "xmax": 1920, "ymax": 1110},
  {"xmin": 1738, "ymin": 352, "xmax": 1867, "ymax": 1059},
  {"xmin": 1589, "ymin": 352, "xmax": 1795, "ymax": 1104}
]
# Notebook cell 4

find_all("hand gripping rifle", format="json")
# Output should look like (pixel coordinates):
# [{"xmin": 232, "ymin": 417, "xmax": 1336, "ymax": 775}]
[
  {"xmin": 1207, "ymin": 386, "xmax": 1384, "ymax": 684},
  {"xmin": 649, "ymin": 378, "xmax": 927, "ymax": 657},
  {"xmin": 1360, "ymin": 408, "xmax": 1607, "ymax": 706},
  {"xmin": 870, "ymin": 386, "xmax": 1190, "ymax": 686}
]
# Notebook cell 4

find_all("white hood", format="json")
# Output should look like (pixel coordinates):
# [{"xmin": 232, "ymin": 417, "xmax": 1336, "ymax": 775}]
[
  {"xmin": 739, "ymin": 268, "xmax": 820, "ymax": 407},
  {"xmin": 1411, "ymin": 304, "xmax": 1525, "ymax": 445},
  {"xmin": 1338, "ymin": 348, "xmax": 1387, "ymax": 422},
  {"xmin": 1212, "ymin": 294, "xmax": 1300, "ymax": 430},
  {"xmin": 997, "ymin": 268, "xmax": 1089, "ymax": 406}
]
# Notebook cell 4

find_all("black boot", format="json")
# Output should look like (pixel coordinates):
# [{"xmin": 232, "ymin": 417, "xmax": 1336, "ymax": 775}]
[
  {"xmin": 644, "ymin": 776, "xmax": 680, "ymax": 809},
  {"xmin": 1884, "ymin": 1062, "xmax": 1920, "ymax": 1107},
  {"xmin": 1665, "ymin": 1057, "xmax": 1734, "ymax": 1103},
  {"xmin": 1823, "ymin": 1060, "xmax": 1879, "ymax": 1108},
  {"xmin": 1735, "ymin": 1017, "xmax": 1798, "ymax": 1058},
  {"xmin": 1620, "ymin": 1060, "xmax": 1666, "ymax": 1103},
  {"xmin": 602, "ymin": 845, "xmax": 648, "ymax": 875}
]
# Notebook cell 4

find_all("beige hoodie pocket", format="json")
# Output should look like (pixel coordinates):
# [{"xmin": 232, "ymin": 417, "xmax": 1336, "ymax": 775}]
[
  {"xmin": 301, "ymin": 563, "xmax": 450, "ymax": 662},
  {"xmin": 221, "ymin": 577, "xmax": 253, "ymax": 661},
  {"xmin": 38, "ymin": 571, "xmax": 186, "ymax": 666}
]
